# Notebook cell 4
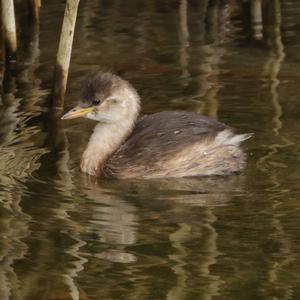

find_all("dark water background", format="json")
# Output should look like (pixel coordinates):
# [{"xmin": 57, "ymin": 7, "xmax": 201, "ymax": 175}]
[{"xmin": 1, "ymin": 0, "xmax": 300, "ymax": 299}]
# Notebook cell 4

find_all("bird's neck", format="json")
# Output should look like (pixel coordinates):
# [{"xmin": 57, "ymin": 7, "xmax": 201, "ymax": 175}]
[{"xmin": 80, "ymin": 119, "xmax": 135, "ymax": 176}]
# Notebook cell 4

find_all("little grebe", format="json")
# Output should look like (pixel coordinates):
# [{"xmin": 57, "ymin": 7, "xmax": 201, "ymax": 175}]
[{"xmin": 62, "ymin": 72, "xmax": 252, "ymax": 179}]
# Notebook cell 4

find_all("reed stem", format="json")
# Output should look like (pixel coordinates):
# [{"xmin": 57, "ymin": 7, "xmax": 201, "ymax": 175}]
[
  {"xmin": 52, "ymin": 0, "xmax": 80, "ymax": 109},
  {"xmin": 1, "ymin": 0, "xmax": 17, "ymax": 64}
]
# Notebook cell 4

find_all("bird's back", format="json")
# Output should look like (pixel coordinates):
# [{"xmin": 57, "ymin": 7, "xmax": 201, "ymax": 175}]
[{"xmin": 104, "ymin": 111, "xmax": 251, "ymax": 179}]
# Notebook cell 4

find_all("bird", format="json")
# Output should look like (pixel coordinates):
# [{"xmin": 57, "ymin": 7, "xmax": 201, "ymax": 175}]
[{"xmin": 61, "ymin": 71, "xmax": 252, "ymax": 179}]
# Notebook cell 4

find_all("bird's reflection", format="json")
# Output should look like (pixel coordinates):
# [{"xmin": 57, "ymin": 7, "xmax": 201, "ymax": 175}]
[
  {"xmin": 81, "ymin": 179, "xmax": 138, "ymax": 263},
  {"xmin": 8, "ymin": 169, "xmax": 243, "ymax": 300},
  {"xmin": 62, "ymin": 174, "xmax": 244, "ymax": 300},
  {"xmin": 121, "ymin": 175, "xmax": 245, "ymax": 206}
]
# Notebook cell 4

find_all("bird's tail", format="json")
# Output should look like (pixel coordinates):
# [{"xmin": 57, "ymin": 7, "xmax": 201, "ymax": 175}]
[{"xmin": 216, "ymin": 129, "xmax": 253, "ymax": 146}]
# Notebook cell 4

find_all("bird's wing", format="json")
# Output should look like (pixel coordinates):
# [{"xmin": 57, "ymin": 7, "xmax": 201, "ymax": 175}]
[{"xmin": 105, "ymin": 111, "xmax": 229, "ymax": 177}]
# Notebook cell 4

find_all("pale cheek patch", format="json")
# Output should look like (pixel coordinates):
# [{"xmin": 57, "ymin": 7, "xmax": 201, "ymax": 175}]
[{"xmin": 86, "ymin": 111, "xmax": 98, "ymax": 121}]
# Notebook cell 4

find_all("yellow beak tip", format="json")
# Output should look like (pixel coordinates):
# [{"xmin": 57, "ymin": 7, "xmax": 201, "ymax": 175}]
[{"xmin": 61, "ymin": 106, "xmax": 92, "ymax": 120}]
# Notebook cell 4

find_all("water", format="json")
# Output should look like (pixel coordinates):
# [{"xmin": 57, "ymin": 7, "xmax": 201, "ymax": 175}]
[{"xmin": 1, "ymin": 0, "xmax": 300, "ymax": 299}]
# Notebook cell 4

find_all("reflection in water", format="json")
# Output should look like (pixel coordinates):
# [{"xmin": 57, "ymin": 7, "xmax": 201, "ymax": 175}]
[
  {"xmin": 167, "ymin": 209, "xmax": 221, "ymax": 300},
  {"xmin": 0, "ymin": 8, "xmax": 48, "ymax": 299},
  {"xmin": 1, "ymin": 1, "xmax": 300, "ymax": 299},
  {"xmin": 167, "ymin": 222, "xmax": 191, "ymax": 300},
  {"xmin": 82, "ymin": 180, "xmax": 138, "ymax": 264},
  {"xmin": 192, "ymin": 0, "xmax": 235, "ymax": 118},
  {"xmin": 6, "ymin": 173, "xmax": 244, "ymax": 300},
  {"xmin": 0, "ymin": 72, "xmax": 39, "ymax": 299},
  {"xmin": 77, "ymin": 176, "xmax": 241, "ymax": 299},
  {"xmin": 0, "ymin": 203, "xmax": 30, "ymax": 300},
  {"xmin": 257, "ymin": 2, "xmax": 296, "ymax": 299},
  {"xmin": 258, "ymin": 0, "xmax": 293, "ymax": 170},
  {"xmin": 251, "ymin": 0, "xmax": 263, "ymax": 40}
]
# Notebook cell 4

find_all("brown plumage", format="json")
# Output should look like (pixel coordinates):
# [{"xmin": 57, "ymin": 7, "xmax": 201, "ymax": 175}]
[{"xmin": 62, "ymin": 72, "xmax": 252, "ymax": 179}]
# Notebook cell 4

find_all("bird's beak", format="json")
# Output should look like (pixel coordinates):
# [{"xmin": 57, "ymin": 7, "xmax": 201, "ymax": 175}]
[{"xmin": 61, "ymin": 105, "xmax": 93, "ymax": 120}]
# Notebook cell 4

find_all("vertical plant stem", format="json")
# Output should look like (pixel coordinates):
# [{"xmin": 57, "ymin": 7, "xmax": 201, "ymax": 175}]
[
  {"xmin": 52, "ymin": 0, "xmax": 80, "ymax": 109},
  {"xmin": 1, "ymin": 0, "xmax": 17, "ymax": 63},
  {"xmin": 28, "ymin": 0, "xmax": 41, "ymax": 23}
]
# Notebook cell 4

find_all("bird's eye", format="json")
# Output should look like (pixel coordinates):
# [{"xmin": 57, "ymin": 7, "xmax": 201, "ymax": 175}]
[
  {"xmin": 92, "ymin": 99, "xmax": 101, "ymax": 106},
  {"xmin": 110, "ymin": 99, "xmax": 118, "ymax": 104}
]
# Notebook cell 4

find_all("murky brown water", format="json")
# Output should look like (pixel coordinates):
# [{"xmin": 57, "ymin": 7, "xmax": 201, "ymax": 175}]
[{"xmin": 1, "ymin": 0, "xmax": 300, "ymax": 299}]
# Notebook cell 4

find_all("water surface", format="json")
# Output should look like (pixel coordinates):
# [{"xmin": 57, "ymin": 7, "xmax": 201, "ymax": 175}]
[{"xmin": 1, "ymin": 1, "xmax": 300, "ymax": 299}]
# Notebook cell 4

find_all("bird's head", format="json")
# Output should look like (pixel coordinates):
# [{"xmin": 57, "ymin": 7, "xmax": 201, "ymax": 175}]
[{"xmin": 61, "ymin": 72, "xmax": 140, "ymax": 123}]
